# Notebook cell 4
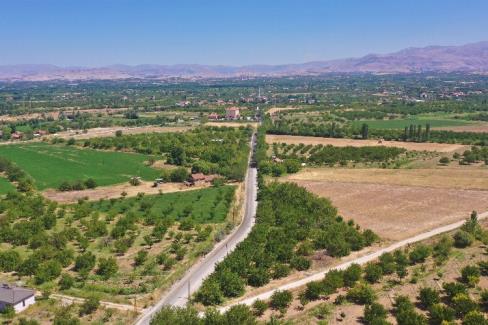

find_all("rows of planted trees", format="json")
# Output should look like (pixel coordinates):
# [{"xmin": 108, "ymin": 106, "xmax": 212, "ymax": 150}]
[
  {"xmin": 79, "ymin": 126, "xmax": 251, "ymax": 181},
  {"xmin": 268, "ymin": 118, "xmax": 488, "ymax": 145},
  {"xmin": 194, "ymin": 182, "xmax": 377, "ymax": 305}
]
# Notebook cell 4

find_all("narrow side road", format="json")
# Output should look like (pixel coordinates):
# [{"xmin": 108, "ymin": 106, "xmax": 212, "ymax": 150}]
[
  {"xmin": 218, "ymin": 211, "xmax": 488, "ymax": 313},
  {"xmin": 134, "ymin": 133, "xmax": 258, "ymax": 325}
]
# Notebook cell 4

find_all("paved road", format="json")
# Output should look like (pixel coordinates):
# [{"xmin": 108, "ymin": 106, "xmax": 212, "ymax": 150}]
[
  {"xmin": 135, "ymin": 134, "xmax": 258, "ymax": 325},
  {"xmin": 218, "ymin": 211, "xmax": 488, "ymax": 313}
]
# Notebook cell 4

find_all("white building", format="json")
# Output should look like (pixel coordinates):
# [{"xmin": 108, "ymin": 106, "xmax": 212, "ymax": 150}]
[{"xmin": 0, "ymin": 284, "xmax": 36, "ymax": 313}]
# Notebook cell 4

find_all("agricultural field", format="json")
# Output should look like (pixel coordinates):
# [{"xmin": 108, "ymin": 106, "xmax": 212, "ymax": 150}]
[
  {"xmin": 260, "ymin": 217, "xmax": 488, "ymax": 324},
  {"xmin": 0, "ymin": 184, "xmax": 238, "ymax": 323},
  {"xmin": 266, "ymin": 134, "xmax": 467, "ymax": 153},
  {"xmin": 351, "ymin": 116, "xmax": 474, "ymax": 129},
  {"xmin": 0, "ymin": 142, "xmax": 160, "ymax": 190}
]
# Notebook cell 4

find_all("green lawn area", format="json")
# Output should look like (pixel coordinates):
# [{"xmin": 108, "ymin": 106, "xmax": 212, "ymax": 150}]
[
  {"xmin": 87, "ymin": 185, "xmax": 235, "ymax": 223},
  {"xmin": 352, "ymin": 117, "xmax": 473, "ymax": 129},
  {"xmin": 0, "ymin": 177, "xmax": 15, "ymax": 194},
  {"xmin": 0, "ymin": 143, "xmax": 160, "ymax": 190}
]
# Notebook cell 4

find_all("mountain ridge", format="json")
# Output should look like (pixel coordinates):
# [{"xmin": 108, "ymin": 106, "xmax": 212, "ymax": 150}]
[{"xmin": 1, "ymin": 41, "xmax": 488, "ymax": 81}]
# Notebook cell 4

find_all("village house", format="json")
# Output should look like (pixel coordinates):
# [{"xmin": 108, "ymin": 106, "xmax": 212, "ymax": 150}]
[
  {"xmin": 33, "ymin": 129, "xmax": 48, "ymax": 137},
  {"xmin": 0, "ymin": 284, "xmax": 35, "ymax": 313},
  {"xmin": 186, "ymin": 173, "xmax": 218, "ymax": 186},
  {"xmin": 11, "ymin": 131, "xmax": 23, "ymax": 140},
  {"xmin": 208, "ymin": 112, "xmax": 219, "ymax": 120},
  {"xmin": 225, "ymin": 107, "xmax": 240, "ymax": 120}
]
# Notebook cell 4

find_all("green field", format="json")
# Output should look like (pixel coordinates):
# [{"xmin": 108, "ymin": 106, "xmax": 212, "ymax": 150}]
[
  {"xmin": 352, "ymin": 117, "xmax": 473, "ymax": 129},
  {"xmin": 0, "ymin": 177, "xmax": 15, "ymax": 194},
  {"xmin": 0, "ymin": 143, "xmax": 160, "ymax": 190},
  {"xmin": 87, "ymin": 185, "xmax": 235, "ymax": 223}
]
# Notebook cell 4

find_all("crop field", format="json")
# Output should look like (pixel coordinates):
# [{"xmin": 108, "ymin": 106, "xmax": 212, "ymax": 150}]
[
  {"xmin": 351, "ymin": 117, "xmax": 472, "ymax": 129},
  {"xmin": 266, "ymin": 134, "xmax": 467, "ymax": 152},
  {"xmin": 0, "ymin": 142, "xmax": 160, "ymax": 189},
  {"xmin": 87, "ymin": 185, "xmax": 235, "ymax": 223},
  {"xmin": 284, "ymin": 167, "xmax": 488, "ymax": 190},
  {"xmin": 0, "ymin": 177, "xmax": 14, "ymax": 194},
  {"xmin": 283, "ymin": 178, "xmax": 488, "ymax": 241}
]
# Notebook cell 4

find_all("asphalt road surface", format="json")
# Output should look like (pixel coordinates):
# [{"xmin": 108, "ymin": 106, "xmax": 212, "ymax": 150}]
[{"xmin": 135, "ymin": 134, "xmax": 258, "ymax": 325}]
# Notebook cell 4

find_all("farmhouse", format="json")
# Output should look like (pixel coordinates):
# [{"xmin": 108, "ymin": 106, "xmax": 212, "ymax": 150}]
[
  {"xmin": 33, "ymin": 129, "xmax": 48, "ymax": 137},
  {"xmin": 186, "ymin": 173, "xmax": 218, "ymax": 186},
  {"xmin": 0, "ymin": 284, "xmax": 35, "ymax": 313},
  {"xmin": 11, "ymin": 131, "xmax": 23, "ymax": 140},
  {"xmin": 208, "ymin": 112, "xmax": 220, "ymax": 120},
  {"xmin": 225, "ymin": 107, "xmax": 240, "ymax": 120}
]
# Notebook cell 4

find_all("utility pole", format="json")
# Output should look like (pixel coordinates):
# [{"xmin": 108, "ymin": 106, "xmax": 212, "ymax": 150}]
[{"xmin": 187, "ymin": 280, "xmax": 190, "ymax": 302}]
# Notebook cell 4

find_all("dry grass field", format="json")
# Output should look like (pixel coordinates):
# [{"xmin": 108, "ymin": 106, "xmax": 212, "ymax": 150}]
[
  {"xmin": 266, "ymin": 134, "xmax": 467, "ymax": 153},
  {"xmin": 433, "ymin": 123, "xmax": 488, "ymax": 133},
  {"xmin": 267, "ymin": 107, "xmax": 300, "ymax": 115},
  {"xmin": 54, "ymin": 125, "xmax": 192, "ymax": 139},
  {"xmin": 284, "ymin": 177, "xmax": 488, "ymax": 241},
  {"xmin": 284, "ymin": 167, "xmax": 488, "ymax": 190}
]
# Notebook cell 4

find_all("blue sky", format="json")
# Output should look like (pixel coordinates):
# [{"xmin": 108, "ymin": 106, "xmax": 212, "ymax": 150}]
[{"xmin": 2, "ymin": 0, "xmax": 488, "ymax": 66}]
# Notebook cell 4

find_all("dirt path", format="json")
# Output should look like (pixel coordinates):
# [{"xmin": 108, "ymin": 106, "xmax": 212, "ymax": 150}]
[
  {"xmin": 43, "ymin": 181, "xmax": 211, "ymax": 204},
  {"xmin": 50, "ymin": 293, "xmax": 144, "ymax": 312},
  {"xmin": 266, "ymin": 134, "xmax": 467, "ymax": 152},
  {"xmin": 267, "ymin": 107, "xmax": 300, "ymax": 115}
]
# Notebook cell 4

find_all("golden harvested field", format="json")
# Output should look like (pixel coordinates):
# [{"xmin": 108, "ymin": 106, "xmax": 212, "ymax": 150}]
[
  {"xmin": 266, "ymin": 134, "xmax": 467, "ymax": 152},
  {"xmin": 54, "ymin": 125, "xmax": 192, "ymax": 139},
  {"xmin": 433, "ymin": 123, "xmax": 488, "ymax": 133},
  {"xmin": 285, "ymin": 178, "xmax": 488, "ymax": 241},
  {"xmin": 267, "ymin": 107, "xmax": 300, "ymax": 115},
  {"xmin": 283, "ymin": 167, "xmax": 488, "ymax": 190}
]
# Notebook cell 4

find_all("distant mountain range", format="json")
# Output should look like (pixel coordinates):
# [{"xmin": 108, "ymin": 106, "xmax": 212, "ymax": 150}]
[{"xmin": 1, "ymin": 41, "xmax": 488, "ymax": 81}]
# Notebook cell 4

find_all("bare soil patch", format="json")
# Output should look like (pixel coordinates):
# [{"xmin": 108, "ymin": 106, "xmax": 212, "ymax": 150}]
[
  {"xmin": 284, "ymin": 167, "xmax": 488, "ymax": 190},
  {"xmin": 205, "ymin": 121, "xmax": 258, "ymax": 128},
  {"xmin": 267, "ymin": 107, "xmax": 300, "ymax": 115},
  {"xmin": 43, "ymin": 181, "xmax": 211, "ymax": 204},
  {"xmin": 288, "ymin": 179, "xmax": 488, "ymax": 241},
  {"xmin": 266, "ymin": 134, "xmax": 467, "ymax": 153},
  {"xmin": 433, "ymin": 122, "xmax": 488, "ymax": 133},
  {"xmin": 53, "ymin": 125, "xmax": 192, "ymax": 140}
]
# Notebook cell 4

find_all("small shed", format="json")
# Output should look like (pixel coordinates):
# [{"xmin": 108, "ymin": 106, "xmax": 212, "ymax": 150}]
[{"xmin": 0, "ymin": 284, "xmax": 36, "ymax": 313}]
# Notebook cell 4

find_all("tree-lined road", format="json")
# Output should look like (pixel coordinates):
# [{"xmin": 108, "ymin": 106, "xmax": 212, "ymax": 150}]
[{"xmin": 135, "ymin": 133, "xmax": 258, "ymax": 325}]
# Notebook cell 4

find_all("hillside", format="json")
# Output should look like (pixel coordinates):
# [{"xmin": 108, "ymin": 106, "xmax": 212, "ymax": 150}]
[{"xmin": 1, "ymin": 41, "xmax": 488, "ymax": 81}]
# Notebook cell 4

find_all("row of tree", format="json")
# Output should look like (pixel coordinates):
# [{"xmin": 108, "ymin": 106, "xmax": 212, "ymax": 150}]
[{"xmin": 194, "ymin": 182, "xmax": 377, "ymax": 305}]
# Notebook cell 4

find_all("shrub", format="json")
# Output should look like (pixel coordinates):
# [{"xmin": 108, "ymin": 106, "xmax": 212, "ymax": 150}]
[
  {"xmin": 364, "ymin": 302, "xmax": 388, "ymax": 325},
  {"xmin": 96, "ymin": 257, "xmax": 118, "ymax": 279},
  {"xmin": 134, "ymin": 250, "xmax": 148, "ymax": 266},
  {"xmin": 418, "ymin": 287, "xmax": 440, "ymax": 309},
  {"xmin": 364, "ymin": 263, "xmax": 383, "ymax": 283},
  {"xmin": 290, "ymin": 256, "xmax": 311, "ymax": 271},
  {"xmin": 439, "ymin": 157, "xmax": 450, "ymax": 165},
  {"xmin": 270, "ymin": 290, "xmax": 293, "ymax": 311},
  {"xmin": 452, "ymin": 293, "xmax": 478, "ymax": 318},
  {"xmin": 343, "ymin": 263, "xmax": 362, "ymax": 287},
  {"xmin": 346, "ymin": 283, "xmax": 376, "ymax": 305},
  {"xmin": 252, "ymin": 299, "xmax": 268, "ymax": 317},
  {"xmin": 463, "ymin": 310, "xmax": 488, "ymax": 325},
  {"xmin": 79, "ymin": 296, "xmax": 100, "ymax": 316},
  {"xmin": 428, "ymin": 303, "xmax": 455, "ymax": 325},
  {"xmin": 461, "ymin": 265, "xmax": 480, "ymax": 287},
  {"xmin": 443, "ymin": 282, "xmax": 468, "ymax": 301},
  {"xmin": 409, "ymin": 244, "xmax": 431, "ymax": 264},
  {"xmin": 194, "ymin": 279, "xmax": 223, "ymax": 306},
  {"xmin": 59, "ymin": 273, "xmax": 75, "ymax": 290},
  {"xmin": 454, "ymin": 230, "xmax": 474, "ymax": 248}
]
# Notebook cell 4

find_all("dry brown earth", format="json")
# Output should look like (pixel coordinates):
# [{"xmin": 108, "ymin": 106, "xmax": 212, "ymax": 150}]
[
  {"xmin": 266, "ymin": 134, "xmax": 467, "ymax": 152},
  {"xmin": 43, "ymin": 181, "xmax": 211, "ymax": 204}
]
